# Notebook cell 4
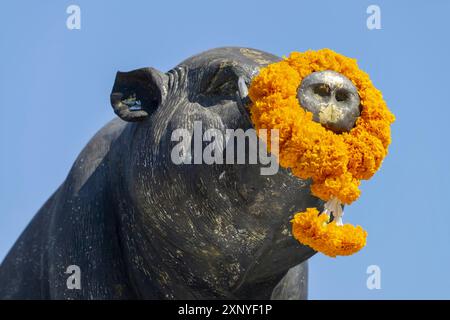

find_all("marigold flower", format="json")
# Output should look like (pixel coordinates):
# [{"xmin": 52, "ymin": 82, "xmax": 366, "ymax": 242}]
[
  {"xmin": 248, "ymin": 49, "xmax": 394, "ymax": 257},
  {"xmin": 291, "ymin": 208, "xmax": 367, "ymax": 257}
]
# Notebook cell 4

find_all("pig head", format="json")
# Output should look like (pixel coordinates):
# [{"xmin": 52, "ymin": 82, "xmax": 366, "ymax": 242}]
[{"xmin": 0, "ymin": 47, "xmax": 324, "ymax": 299}]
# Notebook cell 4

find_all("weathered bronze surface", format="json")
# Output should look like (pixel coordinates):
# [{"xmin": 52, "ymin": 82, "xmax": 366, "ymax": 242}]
[{"xmin": 0, "ymin": 47, "xmax": 361, "ymax": 300}]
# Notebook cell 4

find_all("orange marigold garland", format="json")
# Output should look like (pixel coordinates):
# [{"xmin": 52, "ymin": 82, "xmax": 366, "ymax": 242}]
[
  {"xmin": 291, "ymin": 208, "xmax": 367, "ymax": 257},
  {"xmin": 248, "ymin": 49, "xmax": 395, "ymax": 257}
]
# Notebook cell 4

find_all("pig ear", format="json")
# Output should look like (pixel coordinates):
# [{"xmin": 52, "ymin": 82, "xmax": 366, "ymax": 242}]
[{"xmin": 110, "ymin": 67, "xmax": 168, "ymax": 122}]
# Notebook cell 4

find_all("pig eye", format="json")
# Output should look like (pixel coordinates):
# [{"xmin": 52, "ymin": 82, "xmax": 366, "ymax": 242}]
[
  {"xmin": 200, "ymin": 65, "xmax": 239, "ymax": 98},
  {"xmin": 204, "ymin": 80, "xmax": 238, "ymax": 97}
]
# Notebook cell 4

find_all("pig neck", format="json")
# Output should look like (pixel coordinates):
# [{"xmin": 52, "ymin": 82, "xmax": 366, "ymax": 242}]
[
  {"xmin": 112, "ymin": 166, "xmax": 243, "ymax": 298},
  {"xmin": 107, "ymin": 112, "xmax": 244, "ymax": 299}
]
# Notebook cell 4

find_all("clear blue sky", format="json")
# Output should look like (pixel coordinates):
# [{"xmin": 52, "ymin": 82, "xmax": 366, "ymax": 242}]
[{"xmin": 1, "ymin": 0, "xmax": 449, "ymax": 299}]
